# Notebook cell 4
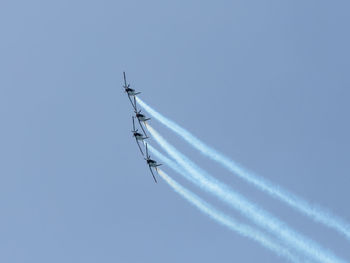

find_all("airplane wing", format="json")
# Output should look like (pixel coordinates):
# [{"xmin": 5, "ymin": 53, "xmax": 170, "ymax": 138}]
[
  {"xmin": 149, "ymin": 166, "xmax": 158, "ymax": 183},
  {"xmin": 123, "ymin": 72, "xmax": 127, "ymax": 87},
  {"xmin": 135, "ymin": 138, "xmax": 144, "ymax": 156},
  {"xmin": 132, "ymin": 116, "xmax": 136, "ymax": 131},
  {"xmin": 133, "ymin": 96, "xmax": 138, "ymax": 111},
  {"xmin": 138, "ymin": 118, "xmax": 148, "ymax": 137},
  {"xmin": 128, "ymin": 95, "xmax": 137, "ymax": 110}
]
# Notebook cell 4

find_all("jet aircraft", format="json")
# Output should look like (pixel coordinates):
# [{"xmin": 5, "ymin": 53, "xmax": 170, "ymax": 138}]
[
  {"xmin": 123, "ymin": 72, "xmax": 140, "ymax": 108},
  {"xmin": 132, "ymin": 116, "xmax": 148, "ymax": 155},
  {"xmin": 133, "ymin": 96, "xmax": 150, "ymax": 136},
  {"xmin": 144, "ymin": 143, "xmax": 162, "ymax": 183}
]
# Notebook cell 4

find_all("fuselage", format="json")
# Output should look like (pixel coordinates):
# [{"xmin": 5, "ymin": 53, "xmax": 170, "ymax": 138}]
[
  {"xmin": 136, "ymin": 113, "xmax": 148, "ymax": 121},
  {"xmin": 125, "ymin": 88, "xmax": 138, "ymax": 96},
  {"xmin": 134, "ymin": 132, "xmax": 145, "ymax": 140},
  {"xmin": 147, "ymin": 159, "xmax": 157, "ymax": 167}
]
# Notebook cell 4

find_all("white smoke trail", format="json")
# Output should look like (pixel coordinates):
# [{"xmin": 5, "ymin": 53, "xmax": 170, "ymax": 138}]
[
  {"xmin": 157, "ymin": 168, "xmax": 302, "ymax": 263},
  {"xmin": 136, "ymin": 97, "xmax": 350, "ymax": 242},
  {"xmin": 146, "ymin": 125, "xmax": 346, "ymax": 263}
]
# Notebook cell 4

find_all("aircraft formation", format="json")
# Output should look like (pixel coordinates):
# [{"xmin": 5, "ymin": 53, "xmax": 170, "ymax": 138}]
[{"xmin": 123, "ymin": 72, "xmax": 161, "ymax": 183}]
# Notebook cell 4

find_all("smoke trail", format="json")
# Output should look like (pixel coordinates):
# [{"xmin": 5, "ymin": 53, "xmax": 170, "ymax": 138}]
[
  {"xmin": 136, "ymin": 97, "xmax": 350, "ymax": 241},
  {"xmin": 146, "ymin": 125, "xmax": 346, "ymax": 263},
  {"xmin": 157, "ymin": 169, "xmax": 302, "ymax": 263}
]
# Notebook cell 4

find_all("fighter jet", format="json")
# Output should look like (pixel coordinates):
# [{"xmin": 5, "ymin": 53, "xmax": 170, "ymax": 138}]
[
  {"xmin": 123, "ymin": 72, "xmax": 140, "ymax": 108},
  {"xmin": 144, "ymin": 143, "xmax": 162, "ymax": 183},
  {"xmin": 131, "ymin": 116, "xmax": 148, "ymax": 155},
  {"xmin": 133, "ymin": 96, "xmax": 150, "ymax": 136}
]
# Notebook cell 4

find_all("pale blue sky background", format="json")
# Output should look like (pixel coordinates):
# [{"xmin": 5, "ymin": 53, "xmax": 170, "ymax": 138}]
[{"xmin": 1, "ymin": 1, "xmax": 349, "ymax": 262}]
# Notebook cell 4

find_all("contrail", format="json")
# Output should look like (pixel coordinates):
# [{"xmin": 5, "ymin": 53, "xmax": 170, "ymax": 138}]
[
  {"xmin": 136, "ymin": 97, "xmax": 350, "ymax": 241},
  {"xmin": 157, "ymin": 168, "xmax": 302, "ymax": 263},
  {"xmin": 146, "ymin": 125, "xmax": 346, "ymax": 263}
]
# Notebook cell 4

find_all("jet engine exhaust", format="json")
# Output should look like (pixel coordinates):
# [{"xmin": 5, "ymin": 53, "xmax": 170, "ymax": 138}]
[
  {"xmin": 135, "ymin": 97, "xmax": 350, "ymax": 242},
  {"xmin": 146, "ymin": 125, "xmax": 346, "ymax": 263},
  {"xmin": 157, "ymin": 168, "xmax": 302, "ymax": 263}
]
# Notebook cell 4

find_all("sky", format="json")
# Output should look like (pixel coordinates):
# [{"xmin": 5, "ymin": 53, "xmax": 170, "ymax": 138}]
[{"xmin": 0, "ymin": 1, "xmax": 350, "ymax": 262}]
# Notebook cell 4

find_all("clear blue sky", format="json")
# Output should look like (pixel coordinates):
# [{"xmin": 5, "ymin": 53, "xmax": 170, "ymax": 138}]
[{"xmin": 1, "ymin": 1, "xmax": 349, "ymax": 262}]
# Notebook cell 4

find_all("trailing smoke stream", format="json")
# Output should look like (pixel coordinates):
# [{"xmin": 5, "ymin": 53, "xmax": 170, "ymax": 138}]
[
  {"xmin": 157, "ymin": 168, "xmax": 302, "ymax": 263},
  {"xmin": 136, "ymin": 97, "xmax": 350, "ymax": 242},
  {"xmin": 145, "ymin": 124, "xmax": 346, "ymax": 263}
]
